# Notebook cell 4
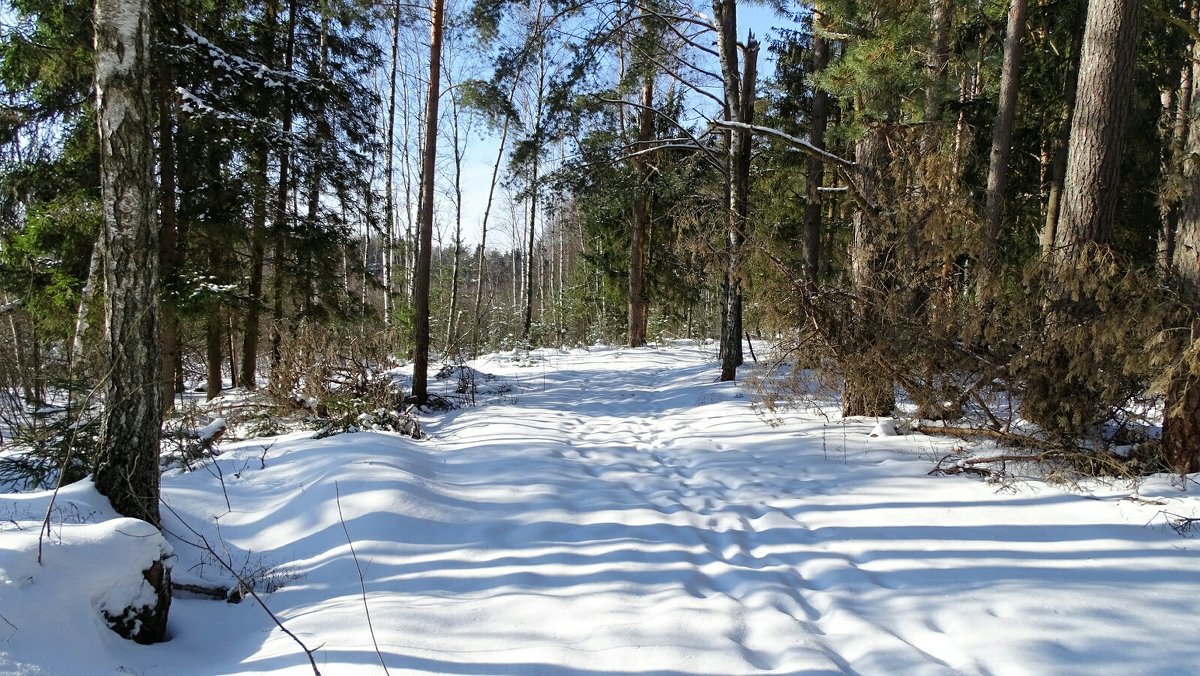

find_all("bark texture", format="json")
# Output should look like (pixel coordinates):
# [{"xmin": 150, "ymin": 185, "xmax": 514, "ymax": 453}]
[
  {"xmin": 843, "ymin": 126, "xmax": 896, "ymax": 418},
  {"xmin": 1056, "ymin": 0, "xmax": 1142, "ymax": 261},
  {"xmin": 93, "ymin": 0, "xmax": 163, "ymax": 527},
  {"xmin": 92, "ymin": 0, "xmax": 171, "ymax": 644}
]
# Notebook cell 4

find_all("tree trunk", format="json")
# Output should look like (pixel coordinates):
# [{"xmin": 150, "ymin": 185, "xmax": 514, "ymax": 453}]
[
  {"xmin": 472, "ymin": 103, "xmax": 514, "ymax": 354},
  {"xmin": 445, "ymin": 65, "xmax": 466, "ymax": 354},
  {"xmin": 1041, "ymin": 0, "xmax": 1086, "ymax": 256},
  {"xmin": 843, "ymin": 126, "xmax": 896, "ymax": 418},
  {"xmin": 803, "ymin": 9, "xmax": 830, "ymax": 283},
  {"xmin": 156, "ymin": 59, "xmax": 179, "ymax": 412},
  {"xmin": 269, "ymin": 0, "xmax": 297, "ymax": 371},
  {"xmin": 1159, "ymin": 3, "xmax": 1198, "ymax": 273},
  {"xmin": 628, "ymin": 73, "xmax": 653, "ymax": 348},
  {"xmin": 713, "ymin": 0, "xmax": 755, "ymax": 382},
  {"xmin": 411, "ymin": 0, "xmax": 444, "ymax": 405},
  {"xmin": 1055, "ymin": 0, "xmax": 1142, "ymax": 262},
  {"xmin": 93, "ymin": 0, "xmax": 166, "ymax": 590},
  {"xmin": 980, "ymin": 0, "xmax": 1028, "ymax": 289},
  {"xmin": 383, "ymin": 0, "xmax": 401, "ymax": 326},
  {"xmin": 1163, "ymin": 5, "xmax": 1200, "ymax": 475}
]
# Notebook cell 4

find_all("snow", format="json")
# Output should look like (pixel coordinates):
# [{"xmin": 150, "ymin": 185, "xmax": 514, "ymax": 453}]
[
  {"xmin": 2, "ymin": 343, "xmax": 1199, "ymax": 674},
  {"xmin": 0, "ymin": 482, "xmax": 171, "ymax": 673}
]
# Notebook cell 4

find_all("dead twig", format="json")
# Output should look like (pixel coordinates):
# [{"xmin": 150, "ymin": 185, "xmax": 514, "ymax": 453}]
[
  {"xmin": 335, "ymin": 481, "xmax": 390, "ymax": 675},
  {"xmin": 159, "ymin": 500, "xmax": 322, "ymax": 676}
]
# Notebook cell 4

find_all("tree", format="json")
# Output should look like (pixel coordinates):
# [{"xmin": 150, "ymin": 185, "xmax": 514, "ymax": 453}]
[
  {"xmin": 713, "ymin": 0, "xmax": 757, "ymax": 382},
  {"xmin": 92, "ymin": 0, "xmax": 162, "ymax": 527},
  {"xmin": 1054, "ymin": 0, "xmax": 1142, "ymax": 260},
  {"xmin": 411, "ymin": 0, "xmax": 446, "ymax": 406},
  {"xmin": 91, "ymin": 0, "xmax": 170, "ymax": 641},
  {"xmin": 980, "ymin": 0, "xmax": 1028, "ymax": 289},
  {"xmin": 1163, "ymin": 6, "xmax": 1200, "ymax": 475}
]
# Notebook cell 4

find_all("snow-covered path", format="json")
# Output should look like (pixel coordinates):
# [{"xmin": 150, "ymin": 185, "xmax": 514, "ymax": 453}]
[{"xmin": 3, "ymin": 344, "xmax": 1199, "ymax": 675}]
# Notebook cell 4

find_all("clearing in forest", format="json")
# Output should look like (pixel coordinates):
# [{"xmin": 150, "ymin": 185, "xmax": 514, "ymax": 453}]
[{"xmin": 2, "ymin": 343, "xmax": 1199, "ymax": 674}]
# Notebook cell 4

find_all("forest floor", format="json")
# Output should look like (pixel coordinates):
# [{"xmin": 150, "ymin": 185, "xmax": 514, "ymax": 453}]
[{"xmin": 2, "ymin": 342, "xmax": 1200, "ymax": 674}]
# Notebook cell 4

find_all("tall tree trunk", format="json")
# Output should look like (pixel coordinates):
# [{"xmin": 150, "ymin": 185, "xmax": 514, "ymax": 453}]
[
  {"xmin": 240, "ymin": 0, "xmax": 277, "ymax": 390},
  {"xmin": 713, "ymin": 0, "xmax": 755, "ymax": 382},
  {"xmin": 1041, "ymin": 0, "xmax": 1087, "ymax": 255},
  {"xmin": 628, "ymin": 73, "xmax": 653, "ymax": 348},
  {"xmin": 843, "ymin": 126, "xmax": 896, "ymax": 417},
  {"xmin": 471, "ymin": 100, "xmax": 514, "ymax": 354},
  {"xmin": 1159, "ymin": 2, "xmax": 1197, "ymax": 272},
  {"xmin": 411, "ymin": 0, "xmax": 444, "ymax": 405},
  {"xmin": 157, "ymin": 59, "xmax": 179, "ymax": 412},
  {"xmin": 383, "ymin": 0, "xmax": 401, "ymax": 325},
  {"xmin": 93, "ymin": 0, "xmax": 164, "ymax": 542},
  {"xmin": 205, "ymin": 240, "xmax": 225, "ymax": 401},
  {"xmin": 1163, "ymin": 5, "xmax": 1200, "ymax": 475},
  {"xmin": 803, "ymin": 8, "xmax": 830, "ymax": 282},
  {"xmin": 1056, "ymin": 0, "xmax": 1142, "ymax": 262},
  {"xmin": 523, "ymin": 155, "xmax": 540, "ymax": 340},
  {"xmin": 980, "ymin": 0, "xmax": 1028, "ymax": 290},
  {"xmin": 269, "ymin": 0, "xmax": 297, "ymax": 371},
  {"xmin": 445, "ymin": 65, "xmax": 466, "ymax": 354}
]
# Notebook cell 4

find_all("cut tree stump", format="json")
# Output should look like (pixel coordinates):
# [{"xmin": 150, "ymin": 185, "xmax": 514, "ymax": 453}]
[{"xmin": 103, "ymin": 556, "xmax": 172, "ymax": 644}]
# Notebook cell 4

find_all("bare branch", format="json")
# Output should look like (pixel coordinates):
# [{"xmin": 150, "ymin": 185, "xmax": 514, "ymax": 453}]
[
  {"xmin": 597, "ymin": 95, "xmax": 724, "ymax": 171},
  {"xmin": 335, "ymin": 481, "xmax": 390, "ymax": 675},
  {"xmin": 160, "ymin": 500, "xmax": 322, "ymax": 676},
  {"xmin": 709, "ymin": 119, "xmax": 855, "ymax": 169}
]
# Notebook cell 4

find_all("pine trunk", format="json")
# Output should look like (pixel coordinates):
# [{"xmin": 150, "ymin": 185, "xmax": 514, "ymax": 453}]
[
  {"xmin": 411, "ymin": 0, "xmax": 444, "ymax": 404},
  {"xmin": 844, "ymin": 127, "xmax": 896, "ymax": 418},
  {"xmin": 1056, "ymin": 0, "xmax": 1142, "ymax": 261},
  {"xmin": 628, "ymin": 74, "xmax": 653, "ymax": 348},
  {"xmin": 980, "ymin": 0, "xmax": 1028, "ymax": 289},
  {"xmin": 803, "ymin": 9, "xmax": 829, "ymax": 283},
  {"xmin": 1164, "ymin": 6, "xmax": 1200, "ymax": 475},
  {"xmin": 1040, "ymin": 0, "xmax": 1086, "ymax": 255}
]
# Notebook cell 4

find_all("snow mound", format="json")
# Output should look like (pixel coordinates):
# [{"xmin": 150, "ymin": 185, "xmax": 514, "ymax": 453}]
[{"xmin": 0, "ymin": 483, "xmax": 171, "ymax": 673}]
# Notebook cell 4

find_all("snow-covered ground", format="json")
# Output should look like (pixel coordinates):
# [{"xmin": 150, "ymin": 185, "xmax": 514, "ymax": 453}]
[{"xmin": 2, "ymin": 343, "xmax": 1199, "ymax": 675}]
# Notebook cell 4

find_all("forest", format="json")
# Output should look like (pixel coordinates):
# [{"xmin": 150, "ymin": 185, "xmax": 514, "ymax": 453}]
[{"xmin": 2, "ymin": 0, "xmax": 1200, "ymax": 671}]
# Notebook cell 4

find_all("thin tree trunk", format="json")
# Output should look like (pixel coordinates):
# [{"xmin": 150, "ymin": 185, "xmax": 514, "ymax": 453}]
[
  {"xmin": 1041, "ymin": 0, "xmax": 1086, "ymax": 255},
  {"xmin": 240, "ymin": 0, "xmax": 278, "ymax": 391},
  {"xmin": 980, "ymin": 0, "xmax": 1028, "ymax": 290},
  {"xmin": 383, "ymin": 0, "xmax": 401, "ymax": 325},
  {"xmin": 628, "ymin": 72, "xmax": 653, "ymax": 347},
  {"xmin": 1159, "ymin": 2, "xmax": 1197, "ymax": 272},
  {"xmin": 411, "ymin": 0, "xmax": 445, "ymax": 405},
  {"xmin": 71, "ymin": 242, "xmax": 103, "ymax": 364},
  {"xmin": 157, "ymin": 59, "xmax": 179, "ymax": 412},
  {"xmin": 445, "ymin": 65, "xmax": 466, "ymax": 354},
  {"xmin": 472, "ymin": 111, "xmax": 514, "ymax": 353},
  {"xmin": 803, "ymin": 8, "xmax": 830, "ymax": 283},
  {"xmin": 269, "ymin": 0, "xmax": 296, "ymax": 371},
  {"xmin": 1163, "ymin": 3, "xmax": 1200, "ymax": 475},
  {"xmin": 713, "ymin": 0, "xmax": 754, "ymax": 381}
]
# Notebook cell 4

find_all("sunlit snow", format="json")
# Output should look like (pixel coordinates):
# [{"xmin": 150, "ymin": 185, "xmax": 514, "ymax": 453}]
[{"xmin": 2, "ymin": 343, "xmax": 1198, "ymax": 674}]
